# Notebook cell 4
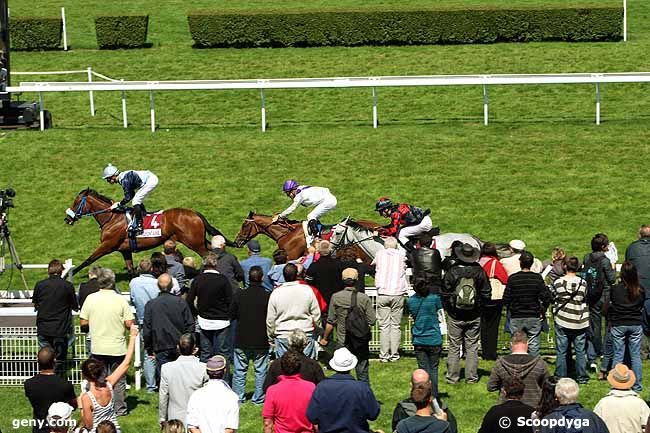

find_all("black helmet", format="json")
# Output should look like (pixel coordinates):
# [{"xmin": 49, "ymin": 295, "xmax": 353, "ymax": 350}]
[{"xmin": 375, "ymin": 197, "xmax": 393, "ymax": 213}]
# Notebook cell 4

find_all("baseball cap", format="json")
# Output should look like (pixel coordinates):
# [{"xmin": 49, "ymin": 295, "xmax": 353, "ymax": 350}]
[
  {"xmin": 247, "ymin": 240, "xmax": 261, "ymax": 253},
  {"xmin": 342, "ymin": 267, "xmax": 358, "ymax": 281}
]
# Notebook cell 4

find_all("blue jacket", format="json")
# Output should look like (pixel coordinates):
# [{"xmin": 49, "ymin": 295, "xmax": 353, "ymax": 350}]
[
  {"xmin": 239, "ymin": 254, "xmax": 273, "ymax": 292},
  {"xmin": 129, "ymin": 274, "xmax": 160, "ymax": 325},
  {"xmin": 407, "ymin": 293, "xmax": 443, "ymax": 347},
  {"xmin": 307, "ymin": 373, "xmax": 380, "ymax": 433},
  {"xmin": 118, "ymin": 170, "xmax": 143, "ymax": 204},
  {"xmin": 540, "ymin": 404, "xmax": 609, "ymax": 433}
]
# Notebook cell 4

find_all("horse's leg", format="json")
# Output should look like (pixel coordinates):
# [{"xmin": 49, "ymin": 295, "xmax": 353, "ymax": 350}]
[
  {"xmin": 121, "ymin": 250, "xmax": 135, "ymax": 280},
  {"xmin": 71, "ymin": 242, "xmax": 116, "ymax": 276}
]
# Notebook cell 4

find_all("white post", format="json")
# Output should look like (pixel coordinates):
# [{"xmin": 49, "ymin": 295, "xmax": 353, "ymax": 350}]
[
  {"xmin": 149, "ymin": 90, "xmax": 156, "ymax": 132},
  {"xmin": 596, "ymin": 83, "xmax": 601, "ymax": 125},
  {"xmin": 134, "ymin": 332, "xmax": 141, "ymax": 391},
  {"xmin": 260, "ymin": 89, "xmax": 266, "ymax": 132},
  {"xmin": 121, "ymin": 80, "xmax": 128, "ymax": 128},
  {"xmin": 483, "ymin": 84, "xmax": 489, "ymax": 126},
  {"xmin": 623, "ymin": 0, "xmax": 627, "ymax": 42},
  {"xmin": 39, "ymin": 92, "xmax": 44, "ymax": 131},
  {"xmin": 372, "ymin": 87, "xmax": 378, "ymax": 129},
  {"xmin": 87, "ymin": 67, "xmax": 95, "ymax": 116},
  {"xmin": 61, "ymin": 8, "xmax": 68, "ymax": 51}
]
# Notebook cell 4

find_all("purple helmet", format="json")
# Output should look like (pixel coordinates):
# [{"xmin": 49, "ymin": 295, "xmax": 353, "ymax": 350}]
[{"xmin": 282, "ymin": 179, "xmax": 299, "ymax": 193}]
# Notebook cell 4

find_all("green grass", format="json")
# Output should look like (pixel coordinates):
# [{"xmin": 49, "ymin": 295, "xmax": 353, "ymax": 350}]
[{"xmin": 1, "ymin": 0, "xmax": 650, "ymax": 431}]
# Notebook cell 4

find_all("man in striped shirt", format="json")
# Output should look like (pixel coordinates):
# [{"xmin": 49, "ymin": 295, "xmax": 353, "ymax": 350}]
[{"xmin": 550, "ymin": 257, "xmax": 590, "ymax": 384}]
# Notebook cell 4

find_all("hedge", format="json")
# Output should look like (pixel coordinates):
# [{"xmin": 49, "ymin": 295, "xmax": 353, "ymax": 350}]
[
  {"xmin": 188, "ymin": 7, "xmax": 622, "ymax": 48},
  {"xmin": 95, "ymin": 15, "xmax": 149, "ymax": 49},
  {"xmin": 11, "ymin": 17, "xmax": 62, "ymax": 51}
]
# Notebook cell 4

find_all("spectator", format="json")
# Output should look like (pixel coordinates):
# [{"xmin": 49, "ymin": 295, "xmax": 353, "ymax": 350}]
[
  {"xmin": 337, "ymin": 248, "xmax": 374, "ymax": 294},
  {"xmin": 392, "ymin": 369, "xmax": 458, "ymax": 433},
  {"xmin": 395, "ymin": 381, "xmax": 449, "ymax": 433},
  {"xmin": 409, "ymin": 233, "xmax": 444, "ymax": 295},
  {"xmin": 371, "ymin": 237, "xmax": 408, "ymax": 362},
  {"xmin": 239, "ymin": 240, "xmax": 273, "ymax": 292},
  {"xmin": 144, "ymin": 273, "xmax": 195, "ymax": 380},
  {"xmin": 267, "ymin": 263, "xmax": 321, "ymax": 358},
  {"xmin": 45, "ymin": 402, "xmax": 75, "ymax": 433},
  {"xmin": 406, "ymin": 270, "xmax": 444, "ymax": 397},
  {"xmin": 441, "ymin": 240, "xmax": 463, "ymax": 272},
  {"xmin": 212, "ymin": 235, "xmax": 244, "ymax": 291},
  {"xmin": 78, "ymin": 266, "xmax": 102, "ymax": 309},
  {"xmin": 307, "ymin": 348, "xmax": 380, "ymax": 433},
  {"xmin": 487, "ymin": 331, "xmax": 550, "ymax": 408},
  {"xmin": 159, "ymin": 334, "xmax": 208, "ymax": 426},
  {"xmin": 163, "ymin": 240, "xmax": 186, "ymax": 288},
  {"xmin": 607, "ymin": 261, "xmax": 645, "ymax": 392},
  {"xmin": 296, "ymin": 263, "xmax": 328, "ymax": 315},
  {"xmin": 540, "ymin": 378, "xmax": 609, "ymax": 433},
  {"xmin": 152, "ymin": 252, "xmax": 182, "ymax": 296},
  {"xmin": 161, "ymin": 420, "xmax": 186, "ymax": 433},
  {"xmin": 594, "ymin": 363, "xmax": 650, "ymax": 433},
  {"xmin": 441, "ymin": 243, "xmax": 491, "ymax": 384},
  {"xmin": 183, "ymin": 257, "xmax": 200, "ymax": 283},
  {"xmin": 550, "ymin": 257, "xmax": 590, "ymax": 384},
  {"xmin": 500, "ymin": 240, "xmax": 543, "ymax": 275},
  {"xmin": 319, "ymin": 268, "xmax": 376, "ymax": 384},
  {"xmin": 625, "ymin": 225, "xmax": 650, "ymax": 298},
  {"xmin": 543, "ymin": 247, "xmax": 566, "ymax": 284},
  {"xmin": 80, "ymin": 268, "xmax": 134, "ymax": 417},
  {"xmin": 263, "ymin": 351, "xmax": 317, "ymax": 433},
  {"xmin": 263, "ymin": 329, "xmax": 325, "ymax": 392},
  {"xmin": 128, "ymin": 259, "xmax": 159, "ymax": 393},
  {"xmin": 503, "ymin": 251, "xmax": 552, "ymax": 357},
  {"xmin": 479, "ymin": 378, "xmax": 534, "ymax": 433},
  {"xmin": 96, "ymin": 421, "xmax": 117, "ymax": 433},
  {"xmin": 79, "ymin": 325, "xmax": 138, "ymax": 433},
  {"xmin": 531, "ymin": 376, "xmax": 559, "ymax": 431},
  {"xmin": 584, "ymin": 233, "xmax": 616, "ymax": 373},
  {"xmin": 478, "ymin": 242, "xmax": 509, "ymax": 361},
  {"xmin": 32, "ymin": 259, "xmax": 78, "ymax": 374},
  {"xmin": 186, "ymin": 355, "xmax": 239, "ymax": 433},
  {"xmin": 24, "ymin": 347, "xmax": 77, "ymax": 433},
  {"xmin": 230, "ymin": 266, "xmax": 271, "ymax": 405},
  {"xmin": 268, "ymin": 248, "xmax": 289, "ymax": 288},
  {"xmin": 186, "ymin": 252, "xmax": 233, "ymax": 364},
  {"xmin": 306, "ymin": 240, "xmax": 344, "ymax": 308}
]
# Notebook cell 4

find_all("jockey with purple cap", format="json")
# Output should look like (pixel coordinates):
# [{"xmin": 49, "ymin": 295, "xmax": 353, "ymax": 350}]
[{"xmin": 272, "ymin": 179, "xmax": 337, "ymax": 236}]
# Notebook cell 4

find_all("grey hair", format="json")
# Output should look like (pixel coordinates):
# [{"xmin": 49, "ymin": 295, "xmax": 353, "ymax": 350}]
[
  {"xmin": 211, "ymin": 235, "xmax": 226, "ymax": 249},
  {"xmin": 288, "ymin": 329, "xmax": 308, "ymax": 351},
  {"xmin": 318, "ymin": 240, "xmax": 333, "ymax": 256},
  {"xmin": 555, "ymin": 378, "xmax": 579, "ymax": 405},
  {"xmin": 97, "ymin": 268, "xmax": 116, "ymax": 290},
  {"xmin": 203, "ymin": 252, "xmax": 219, "ymax": 269},
  {"xmin": 88, "ymin": 265, "xmax": 103, "ymax": 278},
  {"xmin": 384, "ymin": 237, "xmax": 399, "ymax": 249}
]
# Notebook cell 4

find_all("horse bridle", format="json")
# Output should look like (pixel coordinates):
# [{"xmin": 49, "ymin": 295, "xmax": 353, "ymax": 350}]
[
  {"xmin": 330, "ymin": 221, "xmax": 377, "ymax": 250},
  {"xmin": 237, "ymin": 218, "xmax": 296, "ymax": 246},
  {"xmin": 65, "ymin": 195, "xmax": 112, "ymax": 223}
]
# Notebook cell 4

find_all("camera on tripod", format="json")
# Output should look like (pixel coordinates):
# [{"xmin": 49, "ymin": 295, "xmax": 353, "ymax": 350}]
[{"xmin": 0, "ymin": 187, "xmax": 16, "ymax": 211}]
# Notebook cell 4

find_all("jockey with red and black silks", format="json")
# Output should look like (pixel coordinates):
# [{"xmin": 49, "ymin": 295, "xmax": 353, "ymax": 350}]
[
  {"xmin": 272, "ymin": 179, "xmax": 338, "ymax": 236},
  {"xmin": 102, "ymin": 163, "xmax": 159, "ymax": 234},
  {"xmin": 375, "ymin": 197, "xmax": 433, "ymax": 249}
]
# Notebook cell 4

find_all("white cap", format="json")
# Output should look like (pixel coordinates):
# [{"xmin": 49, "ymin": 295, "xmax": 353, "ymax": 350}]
[
  {"xmin": 47, "ymin": 402, "xmax": 73, "ymax": 422},
  {"xmin": 329, "ymin": 347, "xmax": 358, "ymax": 372},
  {"xmin": 509, "ymin": 239, "xmax": 526, "ymax": 250}
]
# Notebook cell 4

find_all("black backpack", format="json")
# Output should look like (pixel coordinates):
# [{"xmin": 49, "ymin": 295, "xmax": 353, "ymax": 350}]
[
  {"xmin": 345, "ymin": 291, "xmax": 371, "ymax": 353},
  {"xmin": 452, "ymin": 266, "xmax": 478, "ymax": 310},
  {"xmin": 582, "ymin": 255, "xmax": 606, "ymax": 305}
]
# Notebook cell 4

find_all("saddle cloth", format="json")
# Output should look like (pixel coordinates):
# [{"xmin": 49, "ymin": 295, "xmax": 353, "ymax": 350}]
[
  {"xmin": 301, "ymin": 221, "xmax": 337, "ymax": 247},
  {"xmin": 126, "ymin": 210, "xmax": 163, "ymax": 238}
]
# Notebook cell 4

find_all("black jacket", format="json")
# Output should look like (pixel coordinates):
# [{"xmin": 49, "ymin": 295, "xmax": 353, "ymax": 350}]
[
  {"xmin": 143, "ymin": 292, "xmax": 195, "ymax": 353},
  {"xmin": 78, "ymin": 278, "xmax": 99, "ymax": 309},
  {"xmin": 442, "ymin": 262, "xmax": 491, "ymax": 321},
  {"xmin": 306, "ymin": 255, "xmax": 344, "ymax": 306},
  {"xmin": 32, "ymin": 276, "xmax": 78, "ymax": 338},
  {"xmin": 582, "ymin": 251, "xmax": 616, "ymax": 307},
  {"xmin": 409, "ymin": 247, "xmax": 443, "ymax": 294},
  {"xmin": 626, "ymin": 238, "xmax": 650, "ymax": 297},
  {"xmin": 213, "ymin": 248, "xmax": 244, "ymax": 291},
  {"xmin": 263, "ymin": 351, "xmax": 325, "ymax": 392},
  {"xmin": 186, "ymin": 271, "xmax": 232, "ymax": 321},
  {"xmin": 478, "ymin": 400, "xmax": 534, "ymax": 433},
  {"xmin": 230, "ymin": 282, "xmax": 270, "ymax": 350},
  {"xmin": 607, "ymin": 281, "xmax": 645, "ymax": 326}
]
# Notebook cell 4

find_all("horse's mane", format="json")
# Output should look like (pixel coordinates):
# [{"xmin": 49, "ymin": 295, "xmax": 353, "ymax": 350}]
[{"xmin": 80, "ymin": 188, "xmax": 113, "ymax": 203}]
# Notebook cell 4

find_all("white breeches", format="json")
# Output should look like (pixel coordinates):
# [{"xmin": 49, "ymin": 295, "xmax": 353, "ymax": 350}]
[
  {"xmin": 132, "ymin": 174, "xmax": 158, "ymax": 205},
  {"xmin": 307, "ymin": 195, "xmax": 337, "ymax": 221},
  {"xmin": 398, "ymin": 215, "xmax": 433, "ymax": 245}
]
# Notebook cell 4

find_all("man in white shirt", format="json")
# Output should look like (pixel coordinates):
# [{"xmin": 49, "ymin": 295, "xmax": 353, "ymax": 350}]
[
  {"xmin": 272, "ymin": 179, "xmax": 337, "ymax": 236},
  {"xmin": 186, "ymin": 355, "xmax": 239, "ymax": 433},
  {"xmin": 266, "ymin": 263, "xmax": 321, "ymax": 359},
  {"xmin": 500, "ymin": 239, "xmax": 543, "ymax": 275}
]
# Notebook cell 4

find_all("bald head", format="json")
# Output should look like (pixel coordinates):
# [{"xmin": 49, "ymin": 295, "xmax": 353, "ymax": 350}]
[
  {"xmin": 38, "ymin": 347, "xmax": 56, "ymax": 371},
  {"xmin": 158, "ymin": 273, "xmax": 173, "ymax": 292},
  {"xmin": 640, "ymin": 225, "xmax": 650, "ymax": 238},
  {"xmin": 411, "ymin": 369, "xmax": 430, "ymax": 386}
]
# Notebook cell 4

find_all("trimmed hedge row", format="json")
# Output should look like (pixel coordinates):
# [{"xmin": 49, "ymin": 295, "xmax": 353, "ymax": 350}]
[
  {"xmin": 11, "ymin": 17, "xmax": 62, "ymax": 51},
  {"xmin": 188, "ymin": 7, "xmax": 623, "ymax": 48},
  {"xmin": 95, "ymin": 15, "xmax": 149, "ymax": 49}
]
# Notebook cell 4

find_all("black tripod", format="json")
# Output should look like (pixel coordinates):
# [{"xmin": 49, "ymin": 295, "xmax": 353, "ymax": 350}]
[{"xmin": 0, "ymin": 211, "xmax": 28, "ymax": 290}]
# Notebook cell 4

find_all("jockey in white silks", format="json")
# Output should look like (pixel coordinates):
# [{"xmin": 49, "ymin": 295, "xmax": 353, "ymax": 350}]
[{"xmin": 272, "ymin": 179, "xmax": 337, "ymax": 236}]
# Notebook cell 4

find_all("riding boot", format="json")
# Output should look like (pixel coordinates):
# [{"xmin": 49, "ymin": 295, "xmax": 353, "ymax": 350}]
[
  {"xmin": 308, "ymin": 219, "xmax": 319, "ymax": 237},
  {"xmin": 134, "ymin": 204, "xmax": 144, "ymax": 235},
  {"xmin": 403, "ymin": 239, "xmax": 416, "ymax": 253}
]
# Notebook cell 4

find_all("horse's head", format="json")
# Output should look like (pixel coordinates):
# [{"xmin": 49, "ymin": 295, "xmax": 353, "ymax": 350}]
[
  {"xmin": 64, "ymin": 189, "xmax": 112, "ymax": 225},
  {"xmin": 234, "ymin": 211, "xmax": 262, "ymax": 247}
]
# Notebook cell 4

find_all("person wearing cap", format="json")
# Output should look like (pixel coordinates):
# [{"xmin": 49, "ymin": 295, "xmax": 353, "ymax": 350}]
[
  {"xmin": 500, "ymin": 240, "xmax": 543, "ymax": 276},
  {"xmin": 540, "ymin": 378, "xmax": 608, "ymax": 433},
  {"xmin": 307, "ymin": 348, "xmax": 380, "ymax": 433},
  {"xmin": 46, "ymin": 402, "xmax": 75, "ymax": 433},
  {"xmin": 319, "ymin": 268, "xmax": 376, "ymax": 384},
  {"xmin": 594, "ymin": 363, "xmax": 650, "ymax": 433},
  {"xmin": 101, "ymin": 163, "xmax": 158, "ymax": 235},
  {"xmin": 441, "ymin": 243, "xmax": 491, "ymax": 384},
  {"xmin": 186, "ymin": 355, "xmax": 239, "ymax": 433},
  {"xmin": 272, "ymin": 179, "xmax": 338, "ymax": 237},
  {"xmin": 503, "ymin": 251, "xmax": 552, "ymax": 358},
  {"xmin": 211, "ymin": 235, "xmax": 244, "ymax": 292},
  {"xmin": 239, "ymin": 240, "xmax": 273, "ymax": 292}
]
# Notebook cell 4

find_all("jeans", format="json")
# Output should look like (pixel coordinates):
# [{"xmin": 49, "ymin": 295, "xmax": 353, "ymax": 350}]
[
  {"xmin": 355, "ymin": 358, "xmax": 370, "ymax": 384},
  {"xmin": 140, "ymin": 333, "xmax": 157, "ymax": 392},
  {"xmin": 199, "ymin": 327, "xmax": 232, "ymax": 363},
  {"xmin": 611, "ymin": 325, "xmax": 643, "ymax": 392},
  {"xmin": 275, "ymin": 336, "xmax": 316, "ymax": 359},
  {"xmin": 599, "ymin": 326, "xmax": 614, "ymax": 374},
  {"xmin": 91, "ymin": 354, "xmax": 127, "ymax": 416},
  {"xmin": 587, "ymin": 305, "xmax": 603, "ymax": 363},
  {"xmin": 376, "ymin": 295, "xmax": 404, "ymax": 360},
  {"xmin": 37, "ymin": 335, "xmax": 68, "ymax": 375},
  {"xmin": 510, "ymin": 317, "xmax": 542, "ymax": 357},
  {"xmin": 232, "ymin": 348, "xmax": 270, "ymax": 404},
  {"xmin": 446, "ymin": 316, "xmax": 480, "ymax": 383},
  {"xmin": 415, "ymin": 345, "xmax": 442, "ymax": 397},
  {"xmin": 155, "ymin": 349, "xmax": 177, "ymax": 386},
  {"xmin": 554, "ymin": 325, "xmax": 588, "ymax": 383},
  {"xmin": 480, "ymin": 304, "xmax": 502, "ymax": 360}
]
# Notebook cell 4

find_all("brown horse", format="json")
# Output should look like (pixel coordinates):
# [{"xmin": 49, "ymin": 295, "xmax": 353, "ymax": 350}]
[
  {"xmin": 64, "ymin": 189, "xmax": 227, "ymax": 277},
  {"xmin": 234, "ymin": 211, "xmax": 309, "ymax": 260}
]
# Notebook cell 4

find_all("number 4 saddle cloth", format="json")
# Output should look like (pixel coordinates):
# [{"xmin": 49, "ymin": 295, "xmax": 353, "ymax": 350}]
[{"xmin": 126, "ymin": 210, "xmax": 163, "ymax": 238}]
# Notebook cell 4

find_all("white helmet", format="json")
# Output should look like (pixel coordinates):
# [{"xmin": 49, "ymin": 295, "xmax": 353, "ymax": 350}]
[{"xmin": 102, "ymin": 164, "xmax": 119, "ymax": 179}]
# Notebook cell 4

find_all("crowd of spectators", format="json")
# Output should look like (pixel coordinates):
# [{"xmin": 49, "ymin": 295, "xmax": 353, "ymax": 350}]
[{"xmin": 23, "ymin": 226, "xmax": 650, "ymax": 432}]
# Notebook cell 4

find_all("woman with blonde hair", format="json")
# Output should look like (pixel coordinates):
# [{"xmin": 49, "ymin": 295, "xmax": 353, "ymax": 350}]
[{"xmin": 161, "ymin": 420, "xmax": 185, "ymax": 433}]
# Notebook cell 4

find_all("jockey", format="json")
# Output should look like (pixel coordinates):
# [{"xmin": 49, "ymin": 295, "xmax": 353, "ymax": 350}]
[
  {"xmin": 272, "ymin": 179, "xmax": 337, "ymax": 236},
  {"xmin": 102, "ymin": 164, "xmax": 159, "ymax": 234},
  {"xmin": 374, "ymin": 197, "xmax": 432, "ymax": 249}
]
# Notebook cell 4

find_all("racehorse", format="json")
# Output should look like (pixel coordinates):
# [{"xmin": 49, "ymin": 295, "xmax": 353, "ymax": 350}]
[
  {"xmin": 234, "ymin": 211, "xmax": 309, "ymax": 260},
  {"xmin": 329, "ymin": 217, "xmax": 485, "ymax": 262},
  {"xmin": 64, "ymin": 188, "xmax": 227, "ymax": 277}
]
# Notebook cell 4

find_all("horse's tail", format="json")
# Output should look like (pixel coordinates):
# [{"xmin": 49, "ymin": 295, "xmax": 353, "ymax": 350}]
[{"xmin": 195, "ymin": 212, "xmax": 236, "ymax": 248}]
